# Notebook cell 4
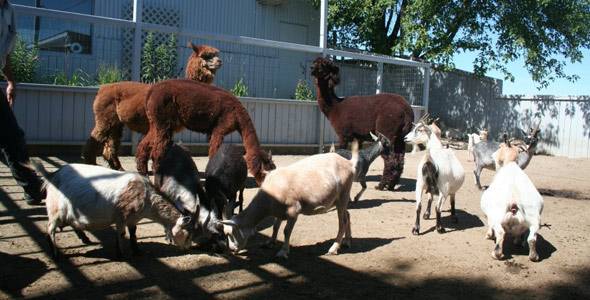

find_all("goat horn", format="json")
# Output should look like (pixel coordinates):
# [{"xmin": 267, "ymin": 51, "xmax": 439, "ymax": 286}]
[
  {"xmin": 532, "ymin": 120, "xmax": 541, "ymax": 135},
  {"xmin": 420, "ymin": 113, "xmax": 430, "ymax": 122},
  {"xmin": 369, "ymin": 131, "xmax": 378, "ymax": 141}
]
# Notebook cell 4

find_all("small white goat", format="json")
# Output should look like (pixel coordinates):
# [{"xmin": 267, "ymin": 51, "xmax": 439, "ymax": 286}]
[
  {"xmin": 409, "ymin": 114, "xmax": 441, "ymax": 154},
  {"xmin": 217, "ymin": 141, "xmax": 359, "ymax": 259},
  {"xmin": 404, "ymin": 120, "xmax": 465, "ymax": 235},
  {"xmin": 480, "ymin": 143, "xmax": 544, "ymax": 261},
  {"xmin": 33, "ymin": 162, "xmax": 196, "ymax": 259},
  {"xmin": 467, "ymin": 128, "xmax": 489, "ymax": 161}
]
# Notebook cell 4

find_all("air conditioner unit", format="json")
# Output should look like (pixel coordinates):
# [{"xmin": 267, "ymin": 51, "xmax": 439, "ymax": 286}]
[{"xmin": 257, "ymin": 0, "xmax": 290, "ymax": 6}]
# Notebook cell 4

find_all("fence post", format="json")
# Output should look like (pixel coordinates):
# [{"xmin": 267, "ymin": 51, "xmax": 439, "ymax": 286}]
[
  {"xmin": 320, "ymin": 0, "xmax": 328, "ymax": 56},
  {"xmin": 422, "ymin": 65, "xmax": 430, "ymax": 110},
  {"xmin": 376, "ymin": 62, "xmax": 383, "ymax": 94},
  {"xmin": 131, "ymin": 0, "xmax": 143, "ymax": 154}
]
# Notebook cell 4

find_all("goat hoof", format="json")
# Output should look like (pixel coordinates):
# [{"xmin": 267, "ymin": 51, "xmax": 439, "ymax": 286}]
[
  {"xmin": 422, "ymin": 213, "xmax": 430, "ymax": 220},
  {"xmin": 436, "ymin": 227, "xmax": 446, "ymax": 234},
  {"xmin": 375, "ymin": 184, "xmax": 385, "ymax": 191},
  {"xmin": 261, "ymin": 241, "xmax": 274, "ymax": 249},
  {"xmin": 451, "ymin": 216, "xmax": 458, "ymax": 224},
  {"xmin": 492, "ymin": 250, "xmax": 504, "ymax": 260},
  {"xmin": 529, "ymin": 253, "xmax": 539, "ymax": 262},
  {"xmin": 275, "ymin": 251, "xmax": 288, "ymax": 260},
  {"xmin": 412, "ymin": 228, "xmax": 420, "ymax": 235}
]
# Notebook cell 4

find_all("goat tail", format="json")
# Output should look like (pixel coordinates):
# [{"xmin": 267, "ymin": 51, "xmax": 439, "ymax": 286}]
[
  {"xmin": 350, "ymin": 139, "xmax": 359, "ymax": 177},
  {"xmin": 502, "ymin": 201, "xmax": 523, "ymax": 226}
]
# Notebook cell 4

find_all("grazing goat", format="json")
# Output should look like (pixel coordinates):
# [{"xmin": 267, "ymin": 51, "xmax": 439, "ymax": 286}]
[
  {"xmin": 135, "ymin": 79, "xmax": 275, "ymax": 185},
  {"xmin": 310, "ymin": 57, "xmax": 413, "ymax": 191},
  {"xmin": 32, "ymin": 162, "xmax": 196, "ymax": 259},
  {"xmin": 217, "ymin": 141, "xmax": 359, "ymax": 259},
  {"xmin": 153, "ymin": 143, "xmax": 223, "ymax": 244},
  {"xmin": 480, "ymin": 143, "xmax": 544, "ymax": 261},
  {"xmin": 205, "ymin": 143, "xmax": 249, "ymax": 220},
  {"xmin": 467, "ymin": 128, "xmax": 489, "ymax": 161},
  {"xmin": 404, "ymin": 121, "xmax": 465, "ymax": 235},
  {"xmin": 332, "ymin": 132, "xmax": 391, "ymax": 202},
  {"xmin": 82, "ymin": 43, "xmax": 221, "ymax": 170},
  {"xmin": 473, "ymin": 121, "xmax": 541, "ymax": 189}
]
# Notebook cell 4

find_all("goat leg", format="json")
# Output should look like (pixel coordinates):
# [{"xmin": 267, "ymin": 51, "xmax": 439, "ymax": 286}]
[
  {"xmin": 528, "ymin": 224, "xmax": 540, "ymax": 262},
  {"xmin": 277, "ymin": 217, "xmax": 296, "ymax": 259},
  {"xmin": 450, "ymin": 194, "xmax": 458, "ymax": 223},
  {"xmin": 262, "ymin": 218, "xmax": 282, "ymax": 249},
  {"xmin": 74, "ymin": 229, "xmax": 92, "ymax": 245},
  {"xmin": 354, "ymin": 180, "xmax": 367, "ymax": 202},
  {"xmin": 128, "ymin": 225, "xmax": 142, "ymax": 256}
]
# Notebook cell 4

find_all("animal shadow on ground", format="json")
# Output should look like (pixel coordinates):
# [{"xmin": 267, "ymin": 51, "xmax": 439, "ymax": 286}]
[
  {"xmin": 364, "ymin": 175, "xmax": 416, "ymax": 192},
  {"xmin": 419, "ymin": 209, "xmax": 484, "ymax": 235},
  {"xmin": 0, "ymin": 251, "xmax": 47, "ymax": 298},
  {"xmin": 348, "ymin": 198, "xmax": 414, "ymax": 210},
  {"xmin": 244, "ymin": 235, "xmax": 401, "ymax": 259},
  {"xmin": 486, "ymin": 233, "xmax": 556, "ymax": 262},
  {"xmin": 538, "ymin": 188, "xmax": 590, "ymax": 200}
]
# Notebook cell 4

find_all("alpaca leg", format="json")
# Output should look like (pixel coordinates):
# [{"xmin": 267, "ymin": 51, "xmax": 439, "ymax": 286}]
[
  {"xmin": 82, "ymin": 127, "xmax": 109, "ymax": 165},
  {"xmin": 379, "ymin": 152, "xmax": 405, "ymax": 191},
  {"xmin": 135, "ymin": 132, "xmax": 154, "ymax": 175},
  {"xmin": 103, "ymin": 124, "xmax": 125, "ymax": 171},
  {"xmin": 150, "ymin": 130, "xmax": 174, "ymax": 175},
  {"xmin": 208, "ymin": 131, "xmax": 226, "ymax": 158}
]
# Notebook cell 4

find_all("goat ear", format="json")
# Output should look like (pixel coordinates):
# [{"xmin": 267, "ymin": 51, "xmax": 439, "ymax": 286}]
[{"xmin": 329, "ymin": 143, "xmax": 336, "ymax": 153}]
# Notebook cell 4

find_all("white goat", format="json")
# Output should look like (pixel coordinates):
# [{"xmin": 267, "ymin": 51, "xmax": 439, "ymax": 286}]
[
  {"xmin": 409, "ymin": 114, "xmax": 442, "ymax": 154},
  {"xmin": 481, "ymin": 143, "xmax": 544, "ymax": 261},
  {"xmin": 404, "ymin": 121, "xmax": 465, "ymax": 235},
  {"xmin": 32, "ymin": 162, "xmax": 196, "ymax": 259},
  {"xmin": 467, "ymin": 128, "xmax": 489, "ymax": 161},
  {"xmin": 217, "ymin": 141, "xmax": 359, "ymax": 259}
]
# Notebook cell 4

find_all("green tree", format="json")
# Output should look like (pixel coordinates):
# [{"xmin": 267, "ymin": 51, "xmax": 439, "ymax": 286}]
[{"xmin": 306, "ymin": 0, "xmax": 590, "ymax": 88}]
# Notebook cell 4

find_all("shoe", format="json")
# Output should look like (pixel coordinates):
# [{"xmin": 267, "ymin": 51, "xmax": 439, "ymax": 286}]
[{"xmin": 24, "ymin": 193, "xmax": 42, "ymax": 205}]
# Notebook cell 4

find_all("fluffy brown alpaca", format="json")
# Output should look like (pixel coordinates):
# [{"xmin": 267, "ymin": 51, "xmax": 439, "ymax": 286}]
[
  {"xmin": 81, "ymin": 43, "xmax": 222, "ymax": 170},
  {"xmin": 310, "ymin": 56, "xmax": 414, "ymax": 190},
  {"xmin": 135, "ymin": 78, "xmax": 275, "ymax": 185}
]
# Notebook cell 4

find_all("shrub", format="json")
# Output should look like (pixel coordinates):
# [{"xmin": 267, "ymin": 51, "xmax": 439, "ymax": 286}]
[
  {"xmin": 230, "ymin": 77, "xmax": 249, "ymax": 97},
  {"xmin": 10, "ymin": 40, "xmax": 40, "ymax": 83},
  {"xmin": 50, "ymin": 69, "xmax": 91, "ymax": 86},
  {"xmin": 141, "ymin": 31, "xmax": 179, "ymax": 84},
  {"xmin": 96, "ymin": 63, "xmax": 125, "ymax": 85},
  {"xmin": 295, "ymin": 79, "xmax": 314, "ymax": 101}
]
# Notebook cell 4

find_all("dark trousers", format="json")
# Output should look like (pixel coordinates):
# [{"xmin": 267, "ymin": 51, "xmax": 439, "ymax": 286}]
[{"xmin": 0, "ymin": 91, "xmax": 44, "ymax": 202}]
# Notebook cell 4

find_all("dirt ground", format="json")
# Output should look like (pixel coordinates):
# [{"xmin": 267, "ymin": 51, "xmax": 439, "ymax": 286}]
[{"xmin": 1, "ymin": 148, "xmax": 589, "ymax": 299}]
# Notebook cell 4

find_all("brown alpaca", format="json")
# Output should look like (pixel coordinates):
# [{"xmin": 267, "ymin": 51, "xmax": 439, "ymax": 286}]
[
  {"xmin": 310, "ymin": 57, "xmax": 414, "ymax": 190},
  {"xmin": 135, "ymin": 78, "xmax": 275, "ymax": 185},
  {"xmin": 81, "ymin": 43, "xmax": 222, "ymax": 170}
]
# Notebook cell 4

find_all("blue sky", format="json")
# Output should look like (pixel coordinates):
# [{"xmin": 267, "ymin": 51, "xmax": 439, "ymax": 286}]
[{"xmin": 452, "ymin": 48, "xmax": 590, "ymax": 96}]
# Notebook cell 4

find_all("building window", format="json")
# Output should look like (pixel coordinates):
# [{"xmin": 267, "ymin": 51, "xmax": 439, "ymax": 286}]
[{"xmin": 13, "ymin": 0, "xmax": 93, "ymax": 54}]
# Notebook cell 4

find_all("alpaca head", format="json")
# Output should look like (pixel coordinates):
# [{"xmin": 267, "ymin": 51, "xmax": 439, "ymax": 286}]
[
  {"xmin": 310, "ymin": 56, "xmax": 340, "ymax": 89},
  {"xmin": 246, "ymin": 149, "xmax": 276, "ymax": 186},
  {"xmin": 185, "ymin": 42, "xmax": 222, "ymax": 84}
]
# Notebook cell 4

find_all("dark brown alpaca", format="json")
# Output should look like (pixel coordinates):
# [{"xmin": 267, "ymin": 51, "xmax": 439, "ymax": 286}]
[
  {"xmin": 135, "ymin": 78, "xmax": 275, "ymax": 185},
  {"xmin": 310, "ymin": 57, "xmax": 414, "ymax": 190},
  {"xmin": 81, "ymin": 43, "xmax": 222, "ymax": 170}
]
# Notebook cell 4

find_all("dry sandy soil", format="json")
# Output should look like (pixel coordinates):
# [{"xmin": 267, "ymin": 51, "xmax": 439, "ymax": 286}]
[{"xmin": 1, "ymin": 148, "xmax": 589, "ymax": 299}]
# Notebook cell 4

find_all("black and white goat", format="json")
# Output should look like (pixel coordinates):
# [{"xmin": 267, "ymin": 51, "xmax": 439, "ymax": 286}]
[
  {"xmin": 332, "ymin": 132, "xmax": 391, "ymax": 202},
  {"xmin": 473, "ymin": 121, "xmax": 541, "ymax": 189},
  {"xmin": 481, "ymin": 141, "xmax": 544, "ymax": 261},
  {"xmin": 153, "ymin": 143, "xmax": 223, "ymax": 245},
  {"xmin": 32, "ymin": 162, "xmax": 197, "ymax": 259},
  {"xmin": 205, "ymin": 143, "xmax": 249, "ymax": 220},
  {"xmin": 404, "ymin": 120, "xmax": 465, "ymax": 235}
]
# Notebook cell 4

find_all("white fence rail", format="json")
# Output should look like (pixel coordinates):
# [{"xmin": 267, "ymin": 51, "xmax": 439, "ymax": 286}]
[{"xmin": 7, "ymin": 83, "xmax": 425, "ymax": 151}]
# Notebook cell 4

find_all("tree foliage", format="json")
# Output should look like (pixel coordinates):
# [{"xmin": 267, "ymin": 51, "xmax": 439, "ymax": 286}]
[{"xmin": 306, "ymin": 0, "xmax": 590, "ymax": 88}]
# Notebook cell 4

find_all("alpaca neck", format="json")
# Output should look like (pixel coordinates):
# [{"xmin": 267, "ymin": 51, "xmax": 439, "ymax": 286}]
[{"xmin": 314, "ymin": 77, "xmax": 340, "ymax": 114}]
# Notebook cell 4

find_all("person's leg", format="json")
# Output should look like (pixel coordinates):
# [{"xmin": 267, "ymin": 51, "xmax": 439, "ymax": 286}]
[{"xmin": 0, "ymin": 92, "xmax": 44, "ymax": 204}]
